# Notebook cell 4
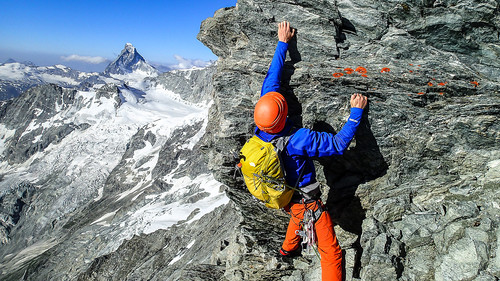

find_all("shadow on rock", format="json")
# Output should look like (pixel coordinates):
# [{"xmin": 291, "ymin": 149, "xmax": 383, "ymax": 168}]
[
  {"xmin": 335, "ymin": 16, "xmax": 357, "ymax": 55},
  {"xmin": 281, "ymin": 35, "xmax": 303, "ymax": 127},
  {"xmin": 322, "ymin": 104, "xmax": 388, "ymax": 231},
  {"xmin": 315, "ymin": 103, "xmax": 387, "ymax": 278},
  {"xmin": 318, "ymin": 103, "xmax": 388, "ymax": 234}
]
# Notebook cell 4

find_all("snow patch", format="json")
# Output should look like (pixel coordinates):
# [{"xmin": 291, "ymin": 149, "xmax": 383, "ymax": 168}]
[
  {"xmin": 0, "ymin": 124, "xmax": 16, "ymax": 155},
  {"xmin": 126, "ymin": 173, "xmax": 228, "ymax": 235},
  {"xmin": 91, "ymin": 210, "xmax": 119, "ymax": 226},
  {"xmin": 55, "ymin": 64, "xmax": 69, "ymax": 71},
  {"xmin": 78, "ymin": 72, "xmax": 99, "ymax": 79},
  {"xmin": 168, "ymin": 239, "xmax": 197, "ymax": 265},
  {"xmin": 32, "ymin": 134, "xmax": 43, "ymax": 143},
  {"xmin": 39, "ymin": 73, "xmax": 78, "ymax": 85},
  {"xmin": 110, "ymin": 71, "xmax": 157, "ymax": 88},
  {"xmin": 186, "ymin": 240, "xmax": 195, "ymax": 249},
  {"xmin": 180, "ymin": 110, "xmax": 210, "ymax": 150},
  {"xmin": 169, "ymin": 252, "xmax": 184, "ymax": 265},
  {"xmin": 33, "ymin": 108, "xmax": 44, "ymax": 117},
  {"xmin": 0, "ymin": 63, "xmax": 26, "ymax": 80}
]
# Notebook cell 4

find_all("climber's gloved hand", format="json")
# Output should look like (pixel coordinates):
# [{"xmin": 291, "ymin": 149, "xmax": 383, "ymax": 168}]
[
  {"xmin": 350, "ymin": 93, "xmax": 368, "ymax": 109},
  {"xmin": 278, "ymin": 21, "xmax": 295, "ymax": 43}
]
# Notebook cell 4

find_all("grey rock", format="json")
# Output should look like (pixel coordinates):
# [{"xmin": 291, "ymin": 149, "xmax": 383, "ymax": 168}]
[
  {"xmin": 0, "ymin": 84, "xmax": 75, "ymax": 127},
  {"xmin": 434, "ymin": 237, "xmax": 485, "ymax": 281},
  {"xmin": 197, "ymin": 0, "xmax": 500, "ymax": 280},
  {"xmin": 372, "ymin": 195, "xmax": 410, "ymax": 223},
  {"xmin": 0, "ymin": 0, "xmax": 499, "ymax": 280},
  {"xmin": 443, "ymin": 201, "xmax": 480, "ymax": 223},
  {"xmin": 0, "ymin": 80, "xmax": 37, "ymax": 100},
  {"xmin": 146, "ymin": 64, "xmax": 216, "ymax": 105},
  {"xmin": 474, "ymin": 273, "xmax": 498, "ymax": 281},
  {"xmin": 95, "ymin": 83, "xmax": 122, "ymax": 107},
  {"xmin": 487, "ymin": 226, "xmax": 500, "ymax": 277},
  {"xmin": 0, "ymin": 182, "xmax": 35, "ymax": 245},
  {"xmin": 0, "ymin": 84, "xmax": 85, "ymax": 164},
  {"xmin": 404, "ymin": 245, "xmax": 437, "ymax": 281}
]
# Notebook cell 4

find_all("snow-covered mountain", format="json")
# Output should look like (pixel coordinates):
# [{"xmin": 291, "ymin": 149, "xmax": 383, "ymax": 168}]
[
  {"xmin": 0, "ymin": 44, "xmax": 227, "ymax": 280},
  {"xmin": 0, "ymin": 43, "xmax": 160, "ymax": 101},
  {"xmin": 0, "ymin": 61, "xmax": 102, "ymax": 100},
  {"xmin": 104, "ymin": 43, "xmax": 159, "ymax": 76}
]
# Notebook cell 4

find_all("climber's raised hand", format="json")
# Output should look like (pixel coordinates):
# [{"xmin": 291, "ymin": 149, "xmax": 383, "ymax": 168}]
[
  {"xmin": 278, "ymin": 21, "xmax": 295, "ymax": 43},
  {"xmin": 350, "ymin": 93, "xmax": 368, "ymax": 109}
]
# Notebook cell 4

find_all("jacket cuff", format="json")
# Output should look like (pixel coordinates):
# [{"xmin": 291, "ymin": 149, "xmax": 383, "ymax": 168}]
[
  {"xmin": 277, "ymin": 41, "xmax": 289, "ymax": 49},
  {"xmin": 348, "ymin": 107, "xmax": 363, "ymax": 123}
]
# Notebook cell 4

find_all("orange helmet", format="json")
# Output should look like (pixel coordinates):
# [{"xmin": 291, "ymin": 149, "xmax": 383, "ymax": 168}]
[{"xmin": 254, "ymin": 92, "xmax": 288, "ymax": 134}]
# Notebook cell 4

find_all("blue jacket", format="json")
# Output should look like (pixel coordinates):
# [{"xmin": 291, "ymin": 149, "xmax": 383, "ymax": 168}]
[{"xmin": 255, "ymin": 41, "xmax": 363, "ymax": 199}]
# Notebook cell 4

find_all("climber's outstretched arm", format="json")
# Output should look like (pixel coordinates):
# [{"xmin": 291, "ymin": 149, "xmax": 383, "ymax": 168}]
[
  {"xmin": 287, "ymin": 93, "xmax": 368, "ymax": 157},
  {"xmin": 260, "ymin": 21, "xmax": 296, "ymax": 97}
]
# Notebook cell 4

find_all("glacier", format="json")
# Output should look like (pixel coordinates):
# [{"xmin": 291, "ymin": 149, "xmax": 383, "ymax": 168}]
[{"xmin": 0, "ymin": 44, "xmax": 228, "ymax": 280}]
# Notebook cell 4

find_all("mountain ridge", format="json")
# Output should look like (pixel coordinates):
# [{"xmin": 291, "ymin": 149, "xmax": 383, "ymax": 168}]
[
  {"xmin": 0, "ymin": 43, "xmax": 179, "ymax": 101},
  {"xmin": 0, "ymin": 43, "xmax": 224, "ymax": 280},
  {"xmin": 0, "ymin": 0, "xmax": 498, "ymax": 280},
  {"xmin": 104, "ymin": 43, "xmax": 159, "ymax": 76}
]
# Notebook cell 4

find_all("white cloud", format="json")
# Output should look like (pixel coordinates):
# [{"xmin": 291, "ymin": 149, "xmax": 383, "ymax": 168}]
[
  {"xmin": 170, "ymin": 55, "xmax": 212, "ymax": 70},
  {"xmin": 61, "ymin": 54, "xmax": 109, "ymax": 64},
  {"xmin": 150, "ymin": 56, "xmax": 213, "ymax": 73}
]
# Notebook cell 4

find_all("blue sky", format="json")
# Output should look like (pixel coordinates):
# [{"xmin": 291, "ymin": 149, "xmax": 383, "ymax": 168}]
[{"xmin": 0, "ymin": 0, "xmax": 237, "ymax": 71}]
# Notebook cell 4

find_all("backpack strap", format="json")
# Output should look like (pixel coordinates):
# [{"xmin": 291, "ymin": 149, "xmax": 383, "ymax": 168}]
[
  {"xmin": 271, "ymin": 128, "xmax": 308, "ymax": 191},
  {"xmin": 267, "ymin": 128, "xmax": 322, "ymax": 202},
  {"xmin": 271, "ymin": 135, "xmax": 292, "ymax": 178},
  {"xmin": 270, "ymin": 126, "xmax": 295, "ymax": 178},
  {"xmin": 271, "ymin": 135, "xmax": 291, "ymax": 153}
]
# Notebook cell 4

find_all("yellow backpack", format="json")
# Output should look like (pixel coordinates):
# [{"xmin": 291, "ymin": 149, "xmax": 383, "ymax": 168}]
[{"xmin": 238, "ymin": 135, "xmax": 294, "ymax": 209}]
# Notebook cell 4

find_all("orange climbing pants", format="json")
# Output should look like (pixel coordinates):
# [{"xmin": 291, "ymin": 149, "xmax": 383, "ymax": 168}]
[{"xmin": 282, "ymin": 200, "xmax": 343, "ymax": 281}]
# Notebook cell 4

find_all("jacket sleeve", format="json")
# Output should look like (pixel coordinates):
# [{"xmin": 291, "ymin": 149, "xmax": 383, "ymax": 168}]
[
  {"xmin": 287, "ymin": 108, "xmax": 364, "ymax": 157},
  {"xmin": 261, "ymin": 41, "xmax": 288, "ymax": 97}
]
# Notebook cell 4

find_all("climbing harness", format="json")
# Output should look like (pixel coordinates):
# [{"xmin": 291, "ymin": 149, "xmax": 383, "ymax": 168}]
[{"xmin": 295, "ymin": 200, "xmax": 323, "ymax": 260}]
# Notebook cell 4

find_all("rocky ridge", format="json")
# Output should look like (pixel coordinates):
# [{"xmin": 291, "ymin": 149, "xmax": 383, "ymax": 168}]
[
  {"xmin": 196, "ymin": 0, "xmax": 500, "ymax": 280},
  {"xmin": 147, "ymin": 65, "xmax": 217, "ymax": 104},
  {"xmin": 0, "ymin": 55, "xmax": 227, "ymax": 279},
  {"xmin": 0, "ymin": 0, "xmax": 498, "ymax": 280}
]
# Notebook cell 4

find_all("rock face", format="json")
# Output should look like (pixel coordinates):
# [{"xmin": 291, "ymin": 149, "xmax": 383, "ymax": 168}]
[
  {"xmin": 0, "ymin": 84, "xmax": 85, "ymax": 165},
  {"xmin": 147, "ymin": 65, "xmax": 217, "ymax": 105},
  {"xmin": 0, "ymin": 1, "xmax": 499, "ymax": 281},
  {"xmin": 196, "ymin": 0, "xmax": 500, "ymax": 280},
  {"xmin": 0, "ymin": 182, "xmax": 36, "ymax": 245}
]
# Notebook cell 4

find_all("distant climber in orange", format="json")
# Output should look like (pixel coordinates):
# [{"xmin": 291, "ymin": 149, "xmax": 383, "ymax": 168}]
[{"xmin": 253, "ymin": 21, "xmax": 367, "ymax": 281}]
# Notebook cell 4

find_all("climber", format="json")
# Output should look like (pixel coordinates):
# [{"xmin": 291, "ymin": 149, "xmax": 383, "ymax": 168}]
[{"xmin": 254, "ymin": 21, "xmax": 367, "ymax": 281}]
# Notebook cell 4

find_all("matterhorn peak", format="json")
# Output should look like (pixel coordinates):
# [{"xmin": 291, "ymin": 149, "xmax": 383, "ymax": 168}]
[
  {"xmin": 104, "ymin": 43, "xmax": 158, "ymax": 76},
  {"xmin": 124, "ymin": 43, "xmax": 135, "ymax": 53}
]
